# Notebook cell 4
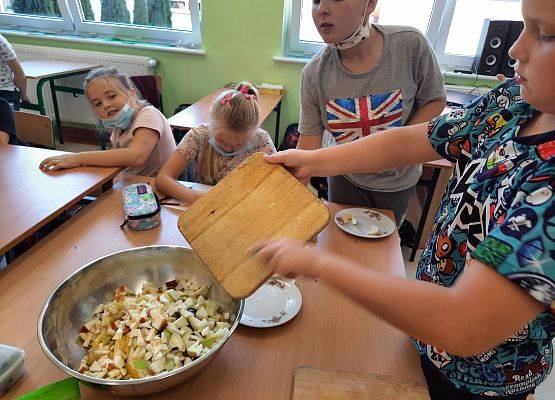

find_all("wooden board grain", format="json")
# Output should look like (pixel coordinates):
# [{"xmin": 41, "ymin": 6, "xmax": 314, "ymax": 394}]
[
  {"xmin": 293, "ymin": 366, "xmax": 430, "ymax": 400},
  {"xmin": 178, "ymin": 153, "xmax": 330, "ymax": 299}
]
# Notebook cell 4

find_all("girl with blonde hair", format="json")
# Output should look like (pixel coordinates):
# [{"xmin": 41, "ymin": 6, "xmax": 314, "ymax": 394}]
[{"xmin": 156, "ymin": 82, "xmax": 275, "ymax": 204}]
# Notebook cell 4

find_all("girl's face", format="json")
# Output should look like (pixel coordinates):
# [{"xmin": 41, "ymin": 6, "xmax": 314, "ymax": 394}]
[
  {"xmin": 86, "ymin": 77, "xmax": 137, "ymax": 119},
  {"xmin": 211, "ymin": 117, "xmax": 252, "ymax": 153},
  {"xmin": 312, "ymin": 0, "xmax": 374, "ymax": 44},
  {"xmin": 510, "ymin": 0, "xmax": 555, "ymax": 114}
]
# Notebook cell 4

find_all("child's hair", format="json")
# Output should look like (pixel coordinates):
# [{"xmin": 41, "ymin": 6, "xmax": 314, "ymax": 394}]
[
  {"xmin": 210, "ymin": 82, "xmax": 260, "ymax": 133},
  {"xmin": 84, "ymin": 67, "xmax": 149, "ymax": 107},
  {"xmin": 200, "ymin": 82, "xmax": 260, "ymax": 185}
]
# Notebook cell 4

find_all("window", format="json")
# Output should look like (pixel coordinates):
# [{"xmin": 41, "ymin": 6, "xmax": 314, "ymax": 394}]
[
  {"xmin": 0, "ymin": 0, "xmax": 202, "ymax": 48},
  {"xmin": 436, "ymin": 0, "xmax": 522, "ymax": 69},
  {"xmin": 286, "ymin": 0, "xmax": 522, "ymax": 71},
  {"xmin": 0, "ymin": 0, "xmax": 74, "ymax": 32}
]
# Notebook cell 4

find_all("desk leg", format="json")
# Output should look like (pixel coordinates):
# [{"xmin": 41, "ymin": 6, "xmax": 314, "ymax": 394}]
[
  {"xmin": 274, "ymin": 101, "xmax": 282, "ymax": 147},
  {"xmin": 36, "ymin": 78, "xmax": 48, "ymax": 116},
  {"xmin": 49, "ymin": 79, "xmax": 64, "ymax": 144},
  {"xmin": 410, "ymin": 168, "xmax": 440, "ymax": 262}
]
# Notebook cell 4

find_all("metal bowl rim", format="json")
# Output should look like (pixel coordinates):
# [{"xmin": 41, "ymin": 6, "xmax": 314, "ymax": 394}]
[{"xmin": 37, "ymin": 245, "xmax": 244, "ymax": 387}]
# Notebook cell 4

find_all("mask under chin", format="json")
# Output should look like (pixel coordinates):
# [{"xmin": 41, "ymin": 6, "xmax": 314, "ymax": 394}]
[
  {"xmin": 209, "ymin": 137, "xmax": 252, "ymax": 157},
  {"xmin": 100, "ymin": 103, "xmax": 136, "ymax": 130}
]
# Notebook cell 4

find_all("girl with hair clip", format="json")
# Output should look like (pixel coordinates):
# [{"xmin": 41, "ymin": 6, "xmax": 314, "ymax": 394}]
[
  {"xmin": 155, "ymin": 82, "xmax": 276, "ymax": 205},
  {"xmin": 298, "ymin": 0, "xmax": 446, "ymax": 225},
  {"xmin": 39, "ymin": 67, "xmax": 176, "ymax": 176}
]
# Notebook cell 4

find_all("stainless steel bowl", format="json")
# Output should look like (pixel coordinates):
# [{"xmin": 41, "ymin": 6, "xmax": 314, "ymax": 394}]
[{"xmin": 38, "ymin": 246, "xmax": 244, "ymax": 395}]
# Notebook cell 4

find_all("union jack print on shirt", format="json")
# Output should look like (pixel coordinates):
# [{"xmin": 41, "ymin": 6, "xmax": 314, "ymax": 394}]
[{"xmin": 326, "ymin": 90, "xmax": 403, "ymax": 145}]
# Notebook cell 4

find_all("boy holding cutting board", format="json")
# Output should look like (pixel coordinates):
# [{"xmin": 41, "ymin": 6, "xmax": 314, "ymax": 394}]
[{"xmin": 255, "ymin": 1, "xmax": 555, "ymax": 398}]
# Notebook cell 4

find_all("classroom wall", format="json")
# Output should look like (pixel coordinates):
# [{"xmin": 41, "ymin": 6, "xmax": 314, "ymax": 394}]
[
  {"xmin": 3, "ymin": 0, "xmax": 490, "ymax": 144},
  {"xmin": 4, "ymin": 0, "xmax": 303, "ymax": 143}
]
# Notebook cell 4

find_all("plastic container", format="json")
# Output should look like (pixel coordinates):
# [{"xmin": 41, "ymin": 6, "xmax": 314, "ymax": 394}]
[{"xmin": 0, "ymin": 344, "xmax": 25, "ymax": 395}]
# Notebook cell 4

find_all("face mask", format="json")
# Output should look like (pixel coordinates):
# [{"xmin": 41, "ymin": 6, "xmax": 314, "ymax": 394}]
[
  {"xmin": 100, "ymin": 103, "xmax": 135, "ymax": 130},
  {"xmin": 209, "ymin": 137, "xmax": 251, "ymax": 158},
  {"xmin": 333, "ymin": 0, "xmax": 371, "ymax": 50}
]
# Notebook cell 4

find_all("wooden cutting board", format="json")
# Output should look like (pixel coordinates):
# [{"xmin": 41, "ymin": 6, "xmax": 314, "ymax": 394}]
[
  {"xmin": 177, "ymin": 153, "xmax": 330, "ymax": 299},
  {"xmin": 293, "ymin": 366, "xmax": 430, "ymax": 400}
]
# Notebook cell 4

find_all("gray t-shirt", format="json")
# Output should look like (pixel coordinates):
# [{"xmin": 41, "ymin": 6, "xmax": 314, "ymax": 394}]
[{"xmin": 299, "ymin": 25, "xmax": 446, "ymax": 192}]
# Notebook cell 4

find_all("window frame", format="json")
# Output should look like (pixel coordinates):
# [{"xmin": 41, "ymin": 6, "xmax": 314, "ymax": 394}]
[
  {"xmin": 0, "ymin": 0, "xmax": 203, "ymax": 49},
  {"xmin": 285, "ymin": 0, "xmax": 323, "ymax": 57},
  {"xmin": 285, "ymin": 0, "xmax": 521, "ymax": 72},
  {"xmin": 0, "ymin": 0, "xmax": 75, "ymax": 33}
]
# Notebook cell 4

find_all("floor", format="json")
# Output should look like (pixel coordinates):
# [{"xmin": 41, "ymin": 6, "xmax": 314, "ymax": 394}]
[{"xmin": 53, "ymin": 140, "xmax": 555, "ymax": 398}]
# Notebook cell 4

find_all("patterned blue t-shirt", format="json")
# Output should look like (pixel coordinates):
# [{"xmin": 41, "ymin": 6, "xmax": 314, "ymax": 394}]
[{"xmin": 414, "ymin": 79, "xmax": 555, "ymax": 396}]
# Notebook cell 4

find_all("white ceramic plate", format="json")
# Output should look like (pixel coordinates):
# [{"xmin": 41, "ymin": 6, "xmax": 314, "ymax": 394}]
[
  {"xmin": 334, "ymin": 208, "xmax": 396, "ymax": 239},
  {"xmin": 240, "ymin": 276, "xmax": 302, "ymax": 328}
]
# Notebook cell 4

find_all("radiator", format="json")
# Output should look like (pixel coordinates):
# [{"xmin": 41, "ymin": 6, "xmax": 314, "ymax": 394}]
[{"xmin": 13, "ymin": 44, "xmax": 157, "ymax": 126}]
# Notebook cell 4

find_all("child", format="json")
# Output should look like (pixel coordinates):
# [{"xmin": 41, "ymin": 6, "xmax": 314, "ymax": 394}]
[
  {"xmin": 39, "ymin": 68, "xmax": 176, "ymax": 176},
  {"xmin": 255, "ymin": 0, "xmax": 554, "ymax": 398},
  {"xmin": 0, "ymin": 34, "xmax": 29, "ymax": 110},
  {"xmin": 155, "ymin": 82, "xmax": 276, "ymax": 205},
  {"xmin": 0, "ymin": 98, "xmax": 16, "ymax": 146},
  {"xmin": 297, "ymin": 0, "xmax": 446, "ymax": 225}
]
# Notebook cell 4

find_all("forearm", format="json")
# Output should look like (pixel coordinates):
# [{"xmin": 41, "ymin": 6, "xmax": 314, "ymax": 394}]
[
  {"xmin": 296, "ymin": 133, "xmax": 322, "ymax": 150},
  {"xmin": 13, "ymin": 72, "xmax": 27, "ymax": 97},
  {"xmin": 406, "ymin": 99, "xmax": 446, "ymax": 126},
  {"xmin": 155, "ymin": 174, "xmax": 203, "ymax": 205},
  {"xmin": 77, "ymin": 148, "xmax": 147, "ymax": 168},
  {"xmin": 313, "ymin": 253, "xmax": 491, "ymax": 356},
  {"xmin": 308, "ymin": 123, "xmax": 441, "ymax": 177},
  {"xmin": 8, "ymin": 60, "xmax": 27, "ymax": 97}
]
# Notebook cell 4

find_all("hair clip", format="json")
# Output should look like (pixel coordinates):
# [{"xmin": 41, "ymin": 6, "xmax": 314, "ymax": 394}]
[
  {"xmin": 239, "ymin": 85, "xmax": 250, "ymax": 94},
  {"xmin": 220, "ymin": 93, "xmax": 234, "ymax": 105}
]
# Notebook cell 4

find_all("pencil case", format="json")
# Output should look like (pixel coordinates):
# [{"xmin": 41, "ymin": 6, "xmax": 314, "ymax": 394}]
[{"xmin": 120, "ymin": 183, "xmax": 161, "ymax": 230}]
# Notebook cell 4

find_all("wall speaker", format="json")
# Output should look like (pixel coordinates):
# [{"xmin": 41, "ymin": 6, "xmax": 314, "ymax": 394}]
[
  {"xmin": 473, "ymin": 19, "xmax": 512, "ymax": 76},
  {"xmin": 499, "ymin": 21, "xmax": 524, "ymax": 77}
]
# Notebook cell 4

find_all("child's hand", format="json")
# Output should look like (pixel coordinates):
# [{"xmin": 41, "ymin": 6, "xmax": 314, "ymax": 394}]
[
  {"xmin": 264, "ymin": 150, "xmax": 314, "ymax": 185},
  {"xmin": 0, "ymin": 131, "xmax": 9, "ymax": 146},
  {"xmin": 252, "ymin": 238, "xmax": 325, "ymax": 278},
  {"xmin": 40, "ymin": 154, "xmax": 82, "ymax": 171}
]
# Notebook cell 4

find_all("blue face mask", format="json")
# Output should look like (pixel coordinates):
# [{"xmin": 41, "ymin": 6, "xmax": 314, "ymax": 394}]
[
  {"xmin": 100, "ymin": 103, "xmax": 135, "ymax": 130},
  {"xmin": 209, "ymin": 137, "xmax": 251, "ymax": 158}
]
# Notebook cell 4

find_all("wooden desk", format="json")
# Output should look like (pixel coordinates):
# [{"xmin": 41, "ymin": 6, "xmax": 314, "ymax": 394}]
[
  {"xmin": 1, "ymin": 175, "xmax": 422, "ymax": 399},
  {"xmin": 409, "ymin": 159, "xmax": 454, "ymax": 261},
  {"xmin": 0, "ymin": 145, "xmax": 120, "ymax": 254},
  {"xmin": 168, "ymin": 85, "xmax": 285, "ymax": 145},
  {"xmin": 20, "ymin": 60, "xmax": 102, "ymax": 145}
]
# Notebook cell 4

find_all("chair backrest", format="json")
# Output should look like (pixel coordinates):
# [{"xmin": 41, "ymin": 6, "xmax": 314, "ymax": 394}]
[
  {"xmin": 154, "ymin": 75, "xmax": 163, "ymax": 95},
  {"xmin": 154, "ymin": 75, "xmax": 163, "ymax": 114},
  {"xmin": 130, "ymin": 75, "xmax": 164, "ymax": 113},
  {"xmin": 14, "ymin": 111, "xmax": 54, "ymax": 148}
]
